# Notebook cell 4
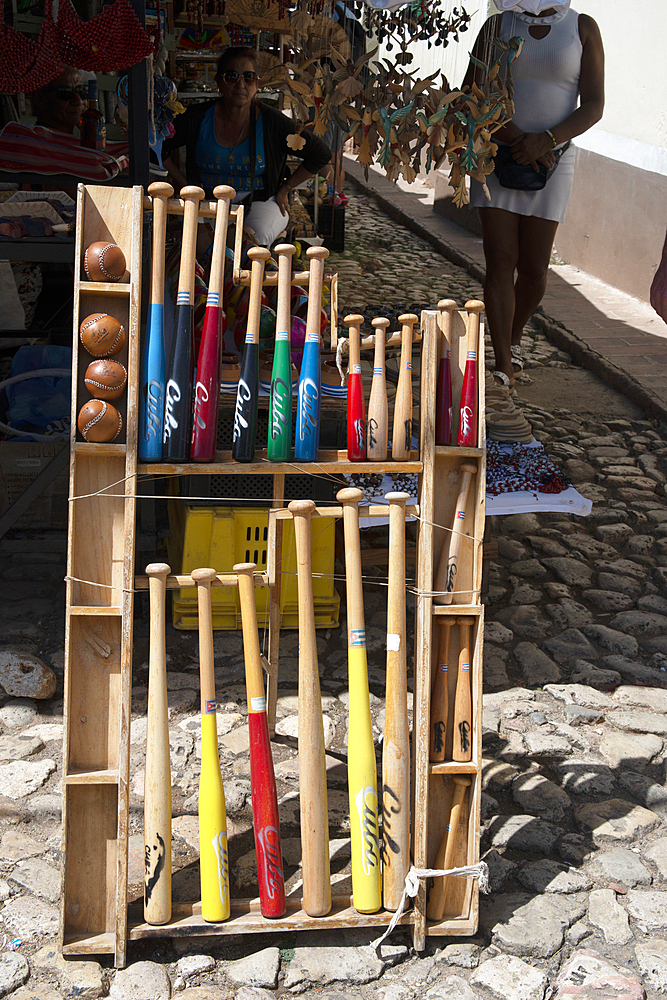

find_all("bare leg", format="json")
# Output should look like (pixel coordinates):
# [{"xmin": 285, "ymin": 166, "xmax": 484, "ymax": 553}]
[
  {"xmin": 511, "ymin": 215, "xmax": 559, "ymax": 348},
  {"xmin": 479, "ymin": 207, "xmax": 521, "ymax": 387}
]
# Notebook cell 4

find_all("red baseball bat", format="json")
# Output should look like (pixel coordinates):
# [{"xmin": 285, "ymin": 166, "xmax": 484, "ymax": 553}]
[
  {"xmin": 345, "ymin": 313, "xmax": 366, "ymax": 461},
  {"xmin": 235, "ymin": 562, "xmax": 286, "ymax": 918},
  {"xmin": 457, "ymin": 300, "xmax": 483, "ymax": 448},
  {"xmin": 436, "ymin": 299, "xmax": 456, "ymax": 446},
  {"xmin": 191, "ymin": 185, "xmax": 235, "ymax": 462}
]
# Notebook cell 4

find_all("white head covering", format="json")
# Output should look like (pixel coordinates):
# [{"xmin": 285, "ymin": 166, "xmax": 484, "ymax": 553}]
[{"xmin": 495, "ymin": 0, "xmax": 571, "ymax": 15}]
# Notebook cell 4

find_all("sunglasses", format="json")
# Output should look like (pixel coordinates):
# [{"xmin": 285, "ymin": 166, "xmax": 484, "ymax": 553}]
[
  {"xmin": 48, "ymin": 86, "xmax": 87, "ymax": 102},
  {"xmin": 219, "ymin": 70, "xmax": 258, "ymax": 84}
]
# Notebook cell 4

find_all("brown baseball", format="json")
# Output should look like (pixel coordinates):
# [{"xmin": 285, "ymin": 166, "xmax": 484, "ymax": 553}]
[
  {"xmin": 80, "ymin": 313, "xmax": 126, "ymax": 357},
  {"xmin": 77, "ymin": 399, "xmax": 123, "ymax": 442},
  {"xmin": 84, "ymin": 359, "xmax": 127, "ymax": 401},
  {"xmin": 83, "ymin": 241, "xmax": 127, "ymax": 282}
]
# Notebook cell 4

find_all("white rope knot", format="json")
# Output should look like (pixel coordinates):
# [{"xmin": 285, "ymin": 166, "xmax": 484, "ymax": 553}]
[
  {"xmin": 336, "ymin": 337, "xmax": 349, "ymax": 385},
  {"xmin": 371, "ymin": 861, "xmax": 489, "ymax": 952}
]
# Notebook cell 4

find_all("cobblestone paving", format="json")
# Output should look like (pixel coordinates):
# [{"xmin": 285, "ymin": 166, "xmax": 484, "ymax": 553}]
[{"xmin": 1, "ymin": 187, "xmax": 667, "ymax": 998}]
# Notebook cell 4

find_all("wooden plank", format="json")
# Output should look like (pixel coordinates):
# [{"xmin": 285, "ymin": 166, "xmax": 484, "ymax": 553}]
[
  {"xmin": 411, "ymin": 309, "xmax": 439, "ymax": 951},
  {"xmin": 138, "ymin": 453, "xmax": 422, "ymax": 476},
  {"xmin": 114, "ymin": 183, "xmax": 144, "ymax": 970},
  {"xmin": 128, "ymin": 896, "xmax": 414, "ymax": 938}
]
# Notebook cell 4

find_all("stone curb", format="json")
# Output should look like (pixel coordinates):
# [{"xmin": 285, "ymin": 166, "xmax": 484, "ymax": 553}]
[{"xmin": 346, "ymin": 164, "xmax": 667, "ymax": 428}]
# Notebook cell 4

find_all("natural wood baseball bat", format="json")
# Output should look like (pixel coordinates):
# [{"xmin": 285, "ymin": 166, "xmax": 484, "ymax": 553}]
[
  {"xmin": 192, "ymin": 567, "xmax": 230, "ymax": 921},
  {"xmin": 434, "ymin": 462, "xmax": 477, "ymax": 605},
  {"xmin": 382, "ymin": 490, "xmax": 411, "ymax": 911},
  {"xmin": 235, "ymin": 562, "xmax": 286, "ymax": 917},
  {"xmin": 452, "ymin": 618, "xmax": 472, "ymax": 763},
  {"xmin": 288, "ymin": 499, "xmax": 331, "ymax": 917},
  {"xmin": 426, "ymin": 775, "xmax": 471, "ymax": 921},
  {"xmin": 429, "ymin": 619, "xmax": 451, "ymax": 763},
  {"xmin": 367, "ymin": 317, "xmax": 389, "ymax": 461},
  {"xmin": 458, "ymin": 300, "xmax": 484, "ymax": 448},
  {"xmin": 392, "ymin": 313, "xmax": 418, "ymax": 460},
  {"xmin": 336, "ymin": 486, "xmax": 381, "ymax": 913},
  {"xmin": 143, "ymin": 562, "xmax": 172, "ymax": 925},
  {"xmin": 435, "ymin": 299, "xmax": 456, "ymax": 447}
]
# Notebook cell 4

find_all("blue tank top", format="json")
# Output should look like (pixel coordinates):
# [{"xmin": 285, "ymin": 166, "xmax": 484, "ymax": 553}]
[{"xmin": 195, "ymin": 106, "xmax": 266, "ymax": 195}]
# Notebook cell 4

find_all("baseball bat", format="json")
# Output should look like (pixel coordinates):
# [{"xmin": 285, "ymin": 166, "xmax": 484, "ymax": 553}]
[
  {"xmin": 143, "ymin": 562, "xmax": 172, "ymax": 924},
  {"xmin": 435, "ymin": 299, "xmax": 456, "ymax": 447},
  {"xmin": 232, "ymin": 246, "xmax": 270, "ymax": 463},
  {"xmin": 288, "ymin": 499, "xmax": 331, "ymax": 917},
  {"xmin": 163, "ymin": 185, "xmax": 205, "ymax": 462},
  {"xmin": 268, "ymin": 243, "xmax": 296, "ymax": 462},
  {"xmin": 429, "ymin": 619, "xmax": 451, "ymax": 763},
  {"xmin": 434, "ymin": 462, "xmax": 477, "ymax": 605},
  {"xmin": 426, "ymin": 775, "xmax": 471, "ymax": 921},
  {"xmin": 235, "ymin": 562, "xmax": 286, "ymax": 917},
  {"xmin": 382, "ymin": 491, "xmax": 411, "ymax": 912},
  {"xmin": 191, "ymin": 184, "xmax": 235, "ymax": 462},
  {"xmin": 392, "ymin": 313, "xmax": 418, "ymax": 460},
  {"xmin": 452, "ymin": 618, "xmax": 472, "ymax": 763},
  {"xmin": 345, "ymin": 313, "xmax": 366, "ymax": 462},
  {"xmin": 192, "ymin": 567, "xmax": 230, "ymax": 922},
  {"xmin": 139, "ymin": 181, "xmax": 173, "ymax": 462},
  {"xmin": 336, "ymin": 487, "xmax": 381, "ymax": 914},
  {"xmin": 295, "ymin": 246, "xmax": 329, "ymax": 461},
  {"xmin": 457, "ymin": 300, "xmax": 483, "ymax": 448},
  {"xmin": 367, "ymin": 317, "xmax": 389, "ymax": 461}
]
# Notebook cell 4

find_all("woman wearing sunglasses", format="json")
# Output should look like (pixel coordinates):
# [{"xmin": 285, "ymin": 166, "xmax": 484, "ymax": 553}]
[
  {"xmin": 31, "ymin": 67, "xmax": 87, "ymax": 135},
  {"xmin": 162, "ymin": 46, "xmax": 332, "ymax": 247}
]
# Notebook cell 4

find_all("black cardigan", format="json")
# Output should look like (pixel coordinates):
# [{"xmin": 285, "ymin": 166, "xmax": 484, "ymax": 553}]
[{"xmin": 161, "ymin": 99, "xmax": 331, "ymax": 202}]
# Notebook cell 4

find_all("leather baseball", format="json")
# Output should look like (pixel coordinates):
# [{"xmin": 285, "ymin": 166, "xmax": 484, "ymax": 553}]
[
  {"xmin": 79, "ymin": 313, "xmax": 126, "ymax": 357},
  {"xmin": 84, "ymin": 359, "xmax": 127, "ymax": 401},
  {"xmin": 83, "ymin": 241, "xmax": 127, "ymax": 282},
  {"xmin": 77, "ymin": 399, "xmax": 123, "ymax": 442}
]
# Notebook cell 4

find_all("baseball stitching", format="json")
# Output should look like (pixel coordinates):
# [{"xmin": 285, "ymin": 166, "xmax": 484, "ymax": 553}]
[{"xmin": 81, "ymin": 403, "xmax": 122, "ymax": 441}]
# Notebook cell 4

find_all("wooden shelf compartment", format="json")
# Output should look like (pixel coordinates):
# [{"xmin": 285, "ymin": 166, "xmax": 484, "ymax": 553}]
[
  {"xmin": 65, "ymin": 616, "xmax": 123, "ymax": 775},
  {"xmin": 65, "ymin": 768, "xmax": 119, "ymax": 784},
  {"xmin": 430, "ymin": 452, "xmax": 485, "ymax": 610},
  {"xmin": 128, "ymin": 896, "xmax": 414, "ymax": 940},
  {"xmin": 424, "ymin": 771, "xmax": 481, "ymax": 937},
  {"xmin": 62, "ymin": 783, "xmax": 120, "ymax": 948}
]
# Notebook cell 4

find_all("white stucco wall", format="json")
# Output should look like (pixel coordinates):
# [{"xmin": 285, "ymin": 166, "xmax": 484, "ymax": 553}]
[{"xmin": 386, "ymin": 0, "xmax": 667, "ymax": 178}]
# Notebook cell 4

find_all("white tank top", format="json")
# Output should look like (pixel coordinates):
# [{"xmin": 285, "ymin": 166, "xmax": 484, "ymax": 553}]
[{"xmin": 500, "ymin": 7, "xmax": 582, "ymax": 135}]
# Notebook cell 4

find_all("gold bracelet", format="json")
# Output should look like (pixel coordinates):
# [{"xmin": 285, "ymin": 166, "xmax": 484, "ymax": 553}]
[{"xmin": 545, "ymin": 129, "xmax": 558, "ymax": 147}]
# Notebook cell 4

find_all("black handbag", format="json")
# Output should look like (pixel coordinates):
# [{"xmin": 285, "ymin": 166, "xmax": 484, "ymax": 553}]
[{"xmin": 494, "ymin": 140, "xmax": 571, "ymax": 191}]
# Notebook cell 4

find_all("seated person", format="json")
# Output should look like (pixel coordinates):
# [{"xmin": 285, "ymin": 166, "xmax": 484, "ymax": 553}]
[
  {"xmin": 31, "ymin": 67, "xmax": 86, "ymax": 135},
  {"xmin": 162, "ymin": 46, "xmax": 331, "ymax": 247}
]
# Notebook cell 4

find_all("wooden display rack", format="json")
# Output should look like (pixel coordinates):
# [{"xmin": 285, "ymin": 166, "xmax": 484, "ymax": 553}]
[{"xmin": 61, "ymin": 185, "xmax": 485, "ymax": 967}]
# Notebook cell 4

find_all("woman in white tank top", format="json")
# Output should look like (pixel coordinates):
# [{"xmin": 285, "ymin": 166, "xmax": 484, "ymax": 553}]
[{"xmin": 463, "ymin": 0, "xmax": 604, "ymax": 391}]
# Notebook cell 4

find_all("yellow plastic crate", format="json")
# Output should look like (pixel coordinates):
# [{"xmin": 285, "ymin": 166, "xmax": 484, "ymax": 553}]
[{"xmin": 167, "ymin": 502, "xmax": 339, "ymax": 630}]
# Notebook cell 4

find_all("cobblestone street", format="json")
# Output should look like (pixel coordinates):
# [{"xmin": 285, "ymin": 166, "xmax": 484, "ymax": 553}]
[{"xmin": 1, "ymin": 180, "xmax": 667, "ymax": 999}]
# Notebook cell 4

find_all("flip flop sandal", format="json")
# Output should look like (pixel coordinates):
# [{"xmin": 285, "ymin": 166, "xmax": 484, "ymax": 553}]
[
  {"xmin": 511, "ymin": 346, "xmax": 525, "ymax": 372},
  {"xmin": 490, "ymin": 369, "xmax": 517, "ymax": 395}
]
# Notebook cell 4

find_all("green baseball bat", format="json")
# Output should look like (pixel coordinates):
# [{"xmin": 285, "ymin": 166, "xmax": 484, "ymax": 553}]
[{"xmin": 268, "ymin": 243, "xmax": 296, "ymax": 461}]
